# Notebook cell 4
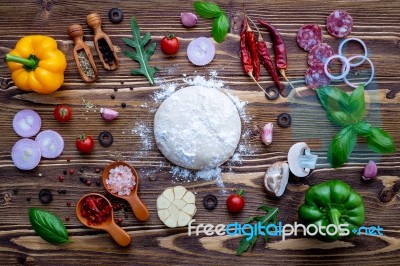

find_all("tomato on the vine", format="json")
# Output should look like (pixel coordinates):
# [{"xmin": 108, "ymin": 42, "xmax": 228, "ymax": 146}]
[
  {"xmin": 160, "ymin": 34, "xmax": 180, "ymax": 55},
  {"xmin": 53, "ymin": 105, "xmax": 72, "ymax": 122},
  {"xmin": 76, "ymin": 133, "xmax": 94, "ymax": 154},
  {"xmin": 226, "ymin": 189, "xmax": 245, "ymax": 213}
]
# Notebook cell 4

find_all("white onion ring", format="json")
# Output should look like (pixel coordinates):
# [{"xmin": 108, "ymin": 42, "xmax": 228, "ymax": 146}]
[
  {"xmin": 324, "ymin": 55, "xmax": 350, "ymax": 80},
  {"xmin": 13, "ymin": 109, "xmax": 41, "ymax": 138},
  {"xmin": 343, "ymin": 55, "xmax": 375, "ymax": 88},
  {"xmin": 187, "ymin": 37, "xmax": 215, "ymax": 66},
  {"xmin": 338, "ymin": 38, "xmax": 368, "ymax": 67},
  {"xmin": 35, "ymin": 130, "xmax": 64, "ymax": 158},
  {"xmin": 12, "ymin": 139, "xmax": 41, "ymax": 170}
]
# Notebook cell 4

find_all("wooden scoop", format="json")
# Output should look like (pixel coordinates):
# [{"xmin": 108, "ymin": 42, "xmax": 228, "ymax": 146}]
[
  {"xmin": 86, "ymin": 13, "xmax": 119, "ymax": 70},
  {"xmin": 102, "ymin": 161, "xmax": 150, "ymax": 221},
  {"xmin": 75, "ymin": 193, "xmax": 131, "ymax": 246},
  {"xmin": 67, "ymin": 24, "xmax": 98, "ymax": 83}
]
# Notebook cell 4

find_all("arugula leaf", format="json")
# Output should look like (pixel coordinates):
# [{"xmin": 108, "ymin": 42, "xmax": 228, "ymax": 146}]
[
  {"xmin": 236, "ymin": 205, "xmax": 278, "ymax": 256},
  {"xmin": 328, "ymin": 126, "xmax": 357, "ymax": 168},
  {"xmin": 29, "ymin": 208, "xmax": 70, "ymax": 244},
  {"xmin": 194, "ymin": 1, "xmax": 222, "ymax": 18},
  {"xmin": 348, "ymin": 85, "xmax": 366, "ymax": 122},
  {"xmin": 212, "ymin": 13, "xmax": 229, "ymax": 43},
  {"xmin": 123, "ymin": 16, "xmax": 157, "ymax": 85},
  {"xmin": 366, "ymin": 127, "xmax": 397, "ymax": 153}
]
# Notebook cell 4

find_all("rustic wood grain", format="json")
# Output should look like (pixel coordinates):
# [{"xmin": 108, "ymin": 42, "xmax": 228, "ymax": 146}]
[{"xmin": 0, "ymin": 0, "xmax": 399, "ymax": 265}]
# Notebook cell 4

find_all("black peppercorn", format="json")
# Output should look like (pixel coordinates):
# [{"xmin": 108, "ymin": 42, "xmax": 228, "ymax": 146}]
[{"xmin": 121, "ymin": 103, "xmax": 126, "ymax": 108}]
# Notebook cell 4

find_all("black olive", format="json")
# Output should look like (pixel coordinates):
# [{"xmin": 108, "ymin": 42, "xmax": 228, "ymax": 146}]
[
  {"xmin": 38, "ymin": 189, "xmax": 53, "ymax": 204},
  {"xmin": 277, "ymin": 113, "xmax": 292, "ymax": 128},
  {"xmin": 98, "ymin": 130, "xmax": 114, "ymax": 147},
  {"xmin": 203, "ymin": 194, "xmax": 218, "ymax": 210},
  {"xmin": 108, "ymin": 8, "xmax": 123, "ymax": 24},
  {"xmin": 265, "ymin": 85, "xmax": 280, "ymax": 100}
]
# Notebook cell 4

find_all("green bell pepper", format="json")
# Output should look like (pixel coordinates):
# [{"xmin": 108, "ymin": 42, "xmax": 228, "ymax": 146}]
[{"xmin": 298, "ymin": 179, "xmax": 365, "ymax": 242}]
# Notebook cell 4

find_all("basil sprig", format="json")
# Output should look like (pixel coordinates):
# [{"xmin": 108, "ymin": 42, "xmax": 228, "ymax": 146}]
[
  {"xmin": 317, "ymin": 85, "xmax": 396, "ymax": 168},
  {"xmin": 194, "ymin": 1, "xmax": 229, "ymax": 43},
  {"xmin": 29, "ymin": 208, "xmax": 70, "ymax": 244}
]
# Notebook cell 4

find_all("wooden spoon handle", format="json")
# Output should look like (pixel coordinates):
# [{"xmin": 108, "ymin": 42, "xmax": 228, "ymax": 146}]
[
  {"xmin": 104, "ymin": 222, "xmax": 132, "ymax": 247},
  {"xmin": 127, "ymin": 194, "xmax": 150, "ymax": 221}
]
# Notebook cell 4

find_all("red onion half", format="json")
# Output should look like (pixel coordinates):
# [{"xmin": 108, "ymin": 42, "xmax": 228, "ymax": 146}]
[
  {"xmin": 13, "ymin": 109, "xmax": 41, "ymax": 137},
  {"xmin": 35, "ymin": 130, "xmax": 64, "ymax": 159},
  {"xmin": 12, "ymin": 139, "xmax": 41, "ymax": 170}
]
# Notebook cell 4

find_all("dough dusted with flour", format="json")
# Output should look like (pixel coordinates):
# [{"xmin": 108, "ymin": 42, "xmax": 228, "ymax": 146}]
[{"xmin": 154, "ymin": 86, "xmax": 241, "ymax": 170}]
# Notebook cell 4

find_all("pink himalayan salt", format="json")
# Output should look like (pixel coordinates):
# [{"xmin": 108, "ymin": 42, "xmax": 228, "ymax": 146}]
[{"xmin": 105, "ymin": 165, "xmax": 136, "ymax": 196}]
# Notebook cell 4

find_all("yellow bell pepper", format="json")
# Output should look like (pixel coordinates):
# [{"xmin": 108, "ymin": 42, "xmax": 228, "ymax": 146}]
[{"xmin": 5, "ymin": 35, "xmax": 67, "ymax": 94}]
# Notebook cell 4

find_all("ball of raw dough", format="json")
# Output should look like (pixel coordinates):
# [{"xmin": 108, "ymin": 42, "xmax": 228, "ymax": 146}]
[{"xmin": 154, "ymin": 86, "xmax": 241, "ymax": 170}]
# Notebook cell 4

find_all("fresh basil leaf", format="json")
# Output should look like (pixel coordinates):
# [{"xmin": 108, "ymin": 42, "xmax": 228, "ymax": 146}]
[
  {"xmin": 328, "ymin": 126, "xmax": 357, "ymax": 168},
  {"xmin": 348, "ymin": 85, "xmax": 366, "ymax": 122},
  {"xmin": 366, "ymin": 127, "xmax": 396, "ymax": 153},
  {"xmin": 236, "ymin": 234, "xmax": 258, "ymax": 255},
  {"xmin": 29, "ymin": 208, "xmax": 70, "ymax": 244},
  {"xmin": 353, "ymin": 120, "xmax": 372, "ymax": 137},
  {"xmin": 212, "ymin": 13, "xmax": 229, "ymax": 43},
  {"xmin": 194, "ymin": 1, "xmax": 223, "ymax": 19},
  {"xmin": 317, "ymin": 87, "xmax": 353, "ymax": 126}
]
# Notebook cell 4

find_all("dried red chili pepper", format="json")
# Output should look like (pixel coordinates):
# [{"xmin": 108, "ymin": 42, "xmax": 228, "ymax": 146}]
[
  {"xmin": 244, "ymin": 21, "xmax": 260, "ymax": 81},
  {"xmin": 80, "ymin": 195, "xmax": 111, "ymax": 225},
  {"xmin": 258, "ymin": 19, "xmax": 294, "ymax": 90},
  {"xmin": 257, "ymin": 41, "xmax": 281, "ymax": 91},
  {"xmin": 240, "ymin": 18, "xmax": 269, "ymax": 95}
]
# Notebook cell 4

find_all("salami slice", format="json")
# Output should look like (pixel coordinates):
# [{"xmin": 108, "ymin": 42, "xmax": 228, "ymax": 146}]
[
  {"xmin": 305, "ymin": 65, "xmax": 330, "ymax": 89},
  {"xmin": 296, "ymin": 24, "xmax": 323, "ymax": 51},
  {"xmin": 308, "ymin": 43, "xmax": 335, "ymax": 66},
  {"xmin": 326, "ymin": 10, "xmax": 353, "ymax": 38}
]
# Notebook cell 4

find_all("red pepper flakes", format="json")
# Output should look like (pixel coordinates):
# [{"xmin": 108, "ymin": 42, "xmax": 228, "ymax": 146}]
[{"xmin": 80, "ymin": 195, "xmax": 112, "ymax": 226}]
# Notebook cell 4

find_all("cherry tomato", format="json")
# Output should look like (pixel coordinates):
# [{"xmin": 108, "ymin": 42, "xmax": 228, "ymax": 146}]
[
  {"xmin": 76, "ymin": 134, "xmax": 94, "ymax": 154},
  {"xmin": 53, "ymin": 105, "xmax": 72, "ymax": 122},
  {"xmin": 160, "ymin": 34, "xmax": 180, "ymax": 55},
  {"xmin": 226, "ymin": 189, "xmax": 245, "ymax": 213}
]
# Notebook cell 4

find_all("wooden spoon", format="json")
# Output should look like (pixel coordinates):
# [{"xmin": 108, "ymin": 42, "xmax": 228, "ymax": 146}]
[
  {"xmin": 102, "ymin": 161, "xmax": 150, "ymax": 221},
  {"xmin": 75, "ymin": 193, "xmax": 131, "ymax": 246}
]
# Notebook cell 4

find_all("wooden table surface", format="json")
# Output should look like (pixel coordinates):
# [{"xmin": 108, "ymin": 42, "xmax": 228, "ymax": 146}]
[{"xmin": 0, "ymin": 0, "xmax": 399, "ymax": 265}]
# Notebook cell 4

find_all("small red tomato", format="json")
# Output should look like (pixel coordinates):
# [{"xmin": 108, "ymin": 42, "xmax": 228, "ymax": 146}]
[
  {"xmin": 160, "ymin": 34, "xmax": 180, "ymax": 55},
  {"xmin": 54, "ymin": 105, "xmax": 72, "ymax": 122},
  {"xmin": 76, "ymin": 133, "xmax": 94, "ymax": 154},
  {"xmin": 226, "ymin": 189, "xmax": 245, "ymax": 213}
]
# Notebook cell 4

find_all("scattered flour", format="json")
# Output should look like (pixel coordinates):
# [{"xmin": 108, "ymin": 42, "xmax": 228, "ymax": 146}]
[{"xmin": 131, "ymin": 72, "xmax": 255, "ymax": 191}]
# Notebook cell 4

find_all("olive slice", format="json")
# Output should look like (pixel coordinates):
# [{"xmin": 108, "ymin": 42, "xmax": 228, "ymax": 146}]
[
  {"xmin": 277, "ymin": 113, "xmax": 292, "ymax": 128},
  {"xmin": 108, "ymin": 8, "xmax": 123, "ymax": 24},
  {"xmin": 98, "ymin": 131, "xmax": 113, "ymax": 147},
  {"xmin": 39, "ymin": 189, "xmax": 53, "ymax": 204},
  {"xmin": 265, "ymin": 85, "xmax": 280, "ymax": 100},
  {"xmin": 203, "ymin": 194, "xmax": 218, "ymax": 210}
]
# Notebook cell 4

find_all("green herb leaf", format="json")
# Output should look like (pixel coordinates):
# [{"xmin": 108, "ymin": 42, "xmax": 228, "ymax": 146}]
[
  {"xmin": 194, "ymin": 1, "xmax": 222, "ymax": 19},
  {"xmin": 211, "ymin": 13, "xmax": 229, "ymax": 43},
  {"xmin": 317, "ymin": 87, "xmax": 353, "ymax": 126},
  {"xmin": 348, "ymin": 85, "xmax": 366, "ymax": 122},
  {"xmin": 328, "ymin": 126, "xmax": 357, "ymax": 168},
  {"xmin": 353, "ymin": 120, "xmax": 372, "ymax": 137},
  {"xmin": 123, "ymin": 16, "xmax": 157, "ymax": 85},
  {"xmin": 29, "ymin": 208, "xmax": 70, "ymax": 244},
  {"xmin": 366, "ymin": 127, "xmax": 397, "ymax": 153},
  {"xmin": 236, "ymin": 205, "xmax": 278, "ymax": 256}
]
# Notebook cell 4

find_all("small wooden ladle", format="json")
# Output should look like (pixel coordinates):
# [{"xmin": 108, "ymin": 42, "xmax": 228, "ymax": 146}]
[
  {"xmin": 67, "ymin": 24, "xmax": 98, "ymax": 83},
  {"xmin": 86, "ymin": 13, "xmax": 119, "ymax": 70},
  {"xmin": 102, "ymin": 161, "xmax": 150, "ymax": 221},
  {"xmin": 75, "ymin": 193, "xmax": 131, "ymax": 246}
]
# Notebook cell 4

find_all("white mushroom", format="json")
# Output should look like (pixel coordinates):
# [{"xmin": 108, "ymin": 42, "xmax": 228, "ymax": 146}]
[
  {"xmin": 264, "ymin": 162, "xmax": 289, "ymax": 197},
  {"xmin": 287, "ymin": 142, "xmax": 318, "ymax": 178}
]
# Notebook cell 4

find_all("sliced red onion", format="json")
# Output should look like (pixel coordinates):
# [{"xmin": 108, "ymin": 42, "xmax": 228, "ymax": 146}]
[
  {"xmin": 12, "ymin": 139, "xmax": 41, "ymax": 170},
  {"xmin": 35, "ymin": 130, "xmax": 64, "ymax": 158},
  {"xmin": 187, "ymin": 37, "xmax": 215, "ymax": 66},
  {"xmin": 13, "ymin": 109, "xmax": 41, "ymax": 137}
]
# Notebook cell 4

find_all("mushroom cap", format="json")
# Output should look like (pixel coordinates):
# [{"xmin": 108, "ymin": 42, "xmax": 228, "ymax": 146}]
[
  {"xmin": 264, "ymin": 162, "xmax": 289, "ymax": 197},
  {"xmin": 288, "ymin": 142, "xmax": 311, "ymax": 178}
]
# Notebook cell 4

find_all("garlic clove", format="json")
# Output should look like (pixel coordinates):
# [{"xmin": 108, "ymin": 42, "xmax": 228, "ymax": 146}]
[
  {"xmin": 264, "ymin": 162, "xmax": 289, "ymax": 197},
  {"xmin": 260, "ymin": 122, "xmax": 273, "ymax": 145},
  {"xmin": 180, "ymin": 12, "xmax": 198, "ymax": 28},
  {"xmin": 100, "ymin": 108, "xmax": 119, "ymax": 121},
  {"xmin": 362, "ymin": 160, "xmax": 377, "ymax": 181}
]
